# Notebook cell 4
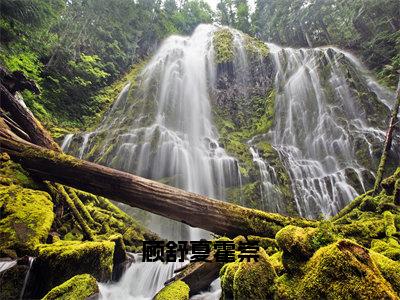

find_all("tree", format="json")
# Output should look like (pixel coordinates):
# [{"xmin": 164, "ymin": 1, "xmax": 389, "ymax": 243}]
[
  {"xmin": 217, "ymin": 0, "xmax": 235, "ymax": 26},
  {"xmin": 234, "ymin": 0, "xmax": 251, "ymax": 33}
]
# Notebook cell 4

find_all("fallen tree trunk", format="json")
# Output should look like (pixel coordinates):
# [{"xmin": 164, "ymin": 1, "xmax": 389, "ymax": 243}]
[
  {"xmin": 0, "ymin": 83, "xmax": 60, "ymax": 151},
  {"xmin": 158, "ymin": 252, "xmax": 223, "ymax": 297},
  {"xmin": 1, "ymin": 136, "xmax": 316, "ymax": 238}
]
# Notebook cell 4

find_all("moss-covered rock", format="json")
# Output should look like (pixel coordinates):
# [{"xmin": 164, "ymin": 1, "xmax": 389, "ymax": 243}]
[
  {"xmin": 213, "ymin": 28, "xmax": 234, "ymax": 64},
  {"xmin": 268, "ymin": 251, "xmax": 284, "ymax": 275},
  {"xmin": 275, "ymin": 225, "xmax": 318, "ymax": 260},
  {"xmin": 275, "ymin": 239, "xmax": 398, "ymax": 299},
  {"xmin": 381, "ymin": 167, "xmax": 400, "ymax": 195},
  {"xmin": 232, "ymin": 247, "xmax": 277, "ymax": 299},
  {"xmin": 42, "ymin": 274, "xmax": 98, "ymax": 300},
  {"xmin": 247, "ymin": 235, "xmax": 279, "ymax": 255},
  {"xmin": 0, "ymin": 185, "xmax": 54, "ymax": 255},
  {"xmin": 29, "ymin": 241, "xmax": 114, "ymax": 298},
  {"xmin": 154, "ymin": 280, "xmax": 190, "ymax": 300},
  {"xmin": 220, "ymin": 261, "xmax": 240, "ymax": 299},
  {"xmin": 243, "ymin": 35, "xmax": 269, "ymax": 59}
]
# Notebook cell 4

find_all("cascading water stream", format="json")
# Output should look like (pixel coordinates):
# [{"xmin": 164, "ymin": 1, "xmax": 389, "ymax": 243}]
[
  {"xmin": 60, "ymin": 24, "xmax": 398, "ymax": 299},
  {"xmin": 0, "ymin": 259, "xmax": 17, "ymax": 273},
  {"xmin": 266, "ymin": 43, "xmax": 396, "ymax": 218},
  {"xmin": 99, "ymin": 253, "xmax": 186, "ymax": 300},
  {"xmin": 249, "ymin": 146, "xmax": 283, "ymax": 212},
  {"xmin": 19, "ymin": 257, "xmax": 35, "ymax": 300},
  {"xmin": 68, "ymin": 24, "xmax": 249, "ymax": 299}
]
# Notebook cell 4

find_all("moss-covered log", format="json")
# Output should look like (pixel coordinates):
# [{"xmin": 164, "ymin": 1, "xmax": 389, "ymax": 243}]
[
  {"xmin": 0, "ymin": 136, "xmax": 317, "ymax": 238},
  {"xmin": 50, "ymin": 183, "xmax": 94, "ymax": 241}
]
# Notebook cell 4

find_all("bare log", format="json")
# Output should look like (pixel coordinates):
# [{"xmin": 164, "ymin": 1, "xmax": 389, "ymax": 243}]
[
  {"xmin": 373, "ymin": 78, "xmax": 400, "ymax": 193},
  {"xmin": 0, "ymin": 136, "xmax": 316, "ymax": 238}
]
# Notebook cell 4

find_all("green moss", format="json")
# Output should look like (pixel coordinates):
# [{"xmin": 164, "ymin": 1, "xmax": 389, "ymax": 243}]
[
  {"xmin": 244, "ymin": 34, "xmax": 269, "ymax": 59},
  {"xmin": 233, "ymin": 247, "xmax": 277, "ymax": 299},
  {"xmin": 220, "ymin": 262, "xmax": 240, "ymax": 299},
  {"xmin": 383, "ymin": 211, "xmax": 397, "ymax": 237},
  {"xmin": 381, "ymin": 167, "xmax": 400, "ymax": 195},
  {"xmin": 67, "ymin": 188, "xmax": 99, "ymax": 228},
  {"xmin": 212, "ymin": 88, "xmax": 297, "ymax": 213},
  {"xmin": 53, "ymin": 183, "xmax": 94, "ymax": 241},
  {"xmin": 275, "ymin": 224, "xmax": 340, "ymax": 275},
  {"xmin": 371, "ymin": 238, "xmax": 400, "ymax": 261},
  {"xmin": 154, "ymin": 280, "xmax": 189, "ymax": 300},
  {"xmin": 0, "ymin": 157, "xmax": 39, "ymax": 189},
  {"xmin": 268, "ymin": 251, "xmax": 284, "ymax": 275},
  {"xmin": 34, "ymin": 240, "xmax": 114, "ymax": 297},
  {"xmin": 0, "ymin": 185, "xmax": 54, "ymax": 255},
  {"xmin": 274, "ymin": 273, "xmax": 301, "ymax": 299},
  {"xmin": 226, "ymin": 182, "xmax": 259, "ymax": 207},
  {"xmin": 47, "ymin": 60, "xmax": 148, "ymax": 137},
  {"xmin": 275, "ymin": 225, "xmax": 318, "ymax": 259},
  {"xmin": 293, "ymin": 240, "xmax": 397, "ymax": 299},
  {"xmin": 213, "ymin": 28, "xmax": 234, "ymax": 64},
  {"xmin": 57, "ymin": 189, "xmax": 157, "ymax": 251},
  {"xmin": 42, "ymin": 274, "xmax": 98, "ymax": 300},
  {"xmin": 247, "ymin": 235, "xmax": 279, "ymax": 255},
  {"xmin": 371, "ymin": 251, "xmax": 400, "ymax": 294},
  {"xmin": 310, "ymin": 220, "xmax": 338, "ymax": 250},
  {"xmin": 394, "ymin": 179, "xmax": 400, "ymax": 205}
]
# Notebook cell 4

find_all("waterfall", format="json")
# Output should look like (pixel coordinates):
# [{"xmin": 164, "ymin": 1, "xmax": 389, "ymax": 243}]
[
  {"xmin": 249, "ymin": 146, "xmax": 283, "ymax": 212},
  {"xmin": 63, "ymin": 24, "xmax": 244, "ymax": 241},
  {"xmin": 19, "ymin": 257, "xmax": 35, "ymax": 300},
  {"xmin": 0, "ymin": 259, "xmax": 17, "ymax": 273},
  {"xmin": 266, "ymin": 44, "xmax": 396, "ymax": 218},
  {"xmin": 60, "ymin": 133, "xmax": 74, "ymax": 151},
  {"xmin": 99, "ymin": 253, "xmax": 186, "ymax": 300},
  {"xmin": 59, "ymin": 24, "xmax": 398, "ymax": 299}
]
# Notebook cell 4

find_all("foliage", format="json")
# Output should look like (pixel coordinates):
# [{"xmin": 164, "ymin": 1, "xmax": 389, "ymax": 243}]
[
  {"xmin": 216, "ymin": 0, "xmax": 251, "ymax": 33},
  {"xmin": 0, "ymin": 0, "xmax": 214, "ymax": 132},
  {"xmin": 250, "ymin": 0, "xmax": 400, "ymax": 82}
]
